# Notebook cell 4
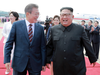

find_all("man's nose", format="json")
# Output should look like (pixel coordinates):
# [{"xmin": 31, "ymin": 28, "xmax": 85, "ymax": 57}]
[{"xmin": 63, "ymin": 15, "xmax": 67, "ymax": 18}]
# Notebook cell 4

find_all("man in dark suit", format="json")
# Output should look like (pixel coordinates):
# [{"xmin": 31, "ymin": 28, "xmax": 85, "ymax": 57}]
[
  {"xmin": 84, "ymin": 20, "xmax": 93, "ymax": 56},
  {"xmin": 81, "ymin": 20, "xmax": 89, "ymax": 38},
  {"xmin": 46, "ymin": 7, "xmax": 97, "ymax": 75},
  {"xmin": 81, "ymin": 20, "xmax": 86, "ymax": 29},
  {"xmin": 4, "ymin": 4, "xmax": 46, "ymax": 75},
  {"xmin": 85, "ymin": 20, "xmax": 93, "ymax": 40},
  {"xmin": 90, "ymin": 21, "xmax": 99, "ymax": 59}
]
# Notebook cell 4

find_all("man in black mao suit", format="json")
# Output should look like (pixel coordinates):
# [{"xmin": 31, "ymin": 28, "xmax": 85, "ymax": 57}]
[
  {"xmin": 46, "ymin": 7, "xmax": 97, "ymax": 75},
  {"xmin": 90, "ymin": 21, "xmax": 100, "ymax": 59}
]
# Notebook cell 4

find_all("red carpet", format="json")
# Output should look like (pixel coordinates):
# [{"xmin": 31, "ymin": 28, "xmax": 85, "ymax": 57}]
[
  {"xmin": 0, "ymin": 37, "xmax": 51, "ymax": 75},
  {"xmin": 0, "ymin": 36, "xmax": 100, "ymax": 75},
  {"xmin": 0, "ymin": 27, "xmax": 3, "ymax": 29}
]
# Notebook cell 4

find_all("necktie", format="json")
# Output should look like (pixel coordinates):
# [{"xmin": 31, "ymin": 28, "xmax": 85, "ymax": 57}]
[{"xmin": 28, "ymin": 24, "xmax": 33, "ymax": 43}]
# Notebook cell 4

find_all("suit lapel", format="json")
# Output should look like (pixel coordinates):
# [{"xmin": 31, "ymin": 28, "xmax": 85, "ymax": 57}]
[{"xmin": 21, "ymin": 20, "xmax": 30, "ymax": 43}]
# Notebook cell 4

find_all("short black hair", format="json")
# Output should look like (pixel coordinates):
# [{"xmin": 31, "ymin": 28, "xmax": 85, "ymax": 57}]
[
  {"xmin": 9, "ymin": 11, "xmax": 19, "ymax": 21},
  {"xmin": 89, "ymin": 20, "xmax": 93, "ymax": 23},
  {"xmin": 95, "ymin": 21, "xmax": 99, "ymax": 24},
  {"xmin": 81, "ymin": 20, "xmax": 85, "ymax": 23},
  {"xmin": 60, "ymin": 7, "xmax": 73, "ymax": 12}
]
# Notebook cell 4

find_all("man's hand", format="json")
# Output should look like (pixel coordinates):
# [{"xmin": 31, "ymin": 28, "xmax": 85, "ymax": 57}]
[
  {"xmin": 42, "ymin": 66, "xmax": 46, "ymax": 72},
  {"xmin": 90, "ymin": 62, "xmax": 96, "ymax": 67},
  {"xmin": 91, "ymin": 27, "xmax": 94, "ymax": 32},
  {"xmin": 46, "ymin": 63, "xmax": 50, "ymax": 69},
  {"xmin": 83, "ymin": 26, "xmax": 86, "ymax": 29},
  {"xmin": 5, "ymin": 63, "xmax": 11, "ymax": 72}
]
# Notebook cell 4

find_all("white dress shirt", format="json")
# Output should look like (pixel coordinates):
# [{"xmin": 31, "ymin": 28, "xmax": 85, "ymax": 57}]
[
  {"xmin": 25, "ymin": 19, "xmax": 35, "ymax": 36},
  {"xmin": 2, "ymin": 21, "xmax": 12, "ymax": 43}
]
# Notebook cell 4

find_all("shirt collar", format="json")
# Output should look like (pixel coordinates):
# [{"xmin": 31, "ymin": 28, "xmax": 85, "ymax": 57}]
[
  {"xmin": 95, "ymin": 26, "xmax": 98, "ymax": 29},
  {"xmin": 60, "ymin": 23, "xmax": 73, "ymax": 32},
  {"xmin": 25, "ymin": 19, "xmax": 35, "ymax": 26}
]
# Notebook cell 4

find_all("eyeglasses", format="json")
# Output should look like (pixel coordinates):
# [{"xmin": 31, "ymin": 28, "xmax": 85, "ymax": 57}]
[{"xmin": 60, "ymin": 13, "xmax": 72, "ymax": 17}]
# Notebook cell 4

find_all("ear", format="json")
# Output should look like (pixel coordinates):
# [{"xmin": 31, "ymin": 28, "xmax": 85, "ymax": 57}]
[
  {"xmin": 26, "ymin": 12, "xmax": 30, "ymax": 16},
  {"xmin": 72, "ymin": 15, "xmax": 74, "ymax": 19},
  {"xmin": 15, "ymin": 17, "xmax": 17, "ymax": 20}
]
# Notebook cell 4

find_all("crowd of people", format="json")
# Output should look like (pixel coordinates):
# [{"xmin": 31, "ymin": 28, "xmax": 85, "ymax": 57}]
[
  {"xmin": 80, "ymin": 20, "xmax": 100, "ymax": 59},
  {"xmin": 2, "ymin": 3, "xmax": 100, "ymax": 75}
]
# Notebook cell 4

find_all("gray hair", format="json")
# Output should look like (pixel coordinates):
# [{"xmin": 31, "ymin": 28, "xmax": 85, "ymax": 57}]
[{"xmin": 24, "ymin": 3, "xmax": 38, "ymax": 14}]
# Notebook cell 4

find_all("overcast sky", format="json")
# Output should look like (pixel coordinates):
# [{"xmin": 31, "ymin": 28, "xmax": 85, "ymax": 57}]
[{"xmin": 0, "ymin": 0, "xmax": 100, "ymax": 20}]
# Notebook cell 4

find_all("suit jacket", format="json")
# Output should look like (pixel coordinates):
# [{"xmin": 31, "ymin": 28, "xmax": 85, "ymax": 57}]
[
  {"xmin": 90, "ymin": 26, "xmax": 99, "ymax": 43},
  {"xmin": 85, "ymin": 25, "xmax": 93, "ymax": 40},
  {"xmin": 4, "ymin": 20, "xmax": 46, "ymax": 72},
  {"xmin": 46, "ymin": 27, "xmax": 51, "ymax": 41},
  {"xmin": 46, "ymin": 23, "xmax": 97, "ymax": 75}
]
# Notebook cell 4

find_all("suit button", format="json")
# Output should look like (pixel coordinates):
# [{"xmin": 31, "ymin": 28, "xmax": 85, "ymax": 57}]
[
  {"xmin": 64, "ymin": 57, "xmax": 66, "ymax": 59},
  {"xmin": 64, "ymin": 42, "xmax": 66, "ymax": 44},
  {"xmin": 64, "ymin": 50, "xmax": 66, "ymax": 52}
]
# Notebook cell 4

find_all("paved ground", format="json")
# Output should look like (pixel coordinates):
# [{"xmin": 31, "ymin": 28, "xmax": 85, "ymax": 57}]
[{"xmin": 0, "ymin": 22, "xmax": 100, "ymax": 64}]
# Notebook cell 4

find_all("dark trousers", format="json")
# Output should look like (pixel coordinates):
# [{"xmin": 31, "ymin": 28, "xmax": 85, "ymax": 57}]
[
  {"xmin": 92, "ymin": 42, "xmax": 99, "ymax": 59},
  {"xmin": 13, "ymin": 59, "xmax": 41, "ymax": 75}
]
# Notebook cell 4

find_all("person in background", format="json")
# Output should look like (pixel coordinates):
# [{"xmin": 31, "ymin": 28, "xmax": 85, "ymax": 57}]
[
  {"xmin": 46, "ymin": 15, "xmax": 60, "ymax": 41},
  {"xmin": 84, "ymin": 20, "xmax": 93, "ymax": 56},
  {"xmin": 4, "ymin": 3, "xmax": 46, "ymax": 75},
  {"xmin": 2, "ymin": 11, "xmax": 19, "ymax": 75},
  {"xmin": 81, "ymin": 20, "xmax": 86, "ymax": 29},
  {"xmin": 46, "ymin": 15, "xmax": 60, "ymax": 75},
  {"xmin": 46, "ymin": 7, "xmax": 97, "ymax": 75},
  {"xmin": 49, "ymin": 17, "xmax": 53, "ymax": 27},
  {"xmin": 86, "ymin": 20, "xmax": 93, "ymax": 41},
  {"xmin": 44, "ymin": 18, "xmax": 50, "ymax": 35},
  {"xmin": 90, "ymin": 21, "xmax": 99, "ymax": 59}
]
